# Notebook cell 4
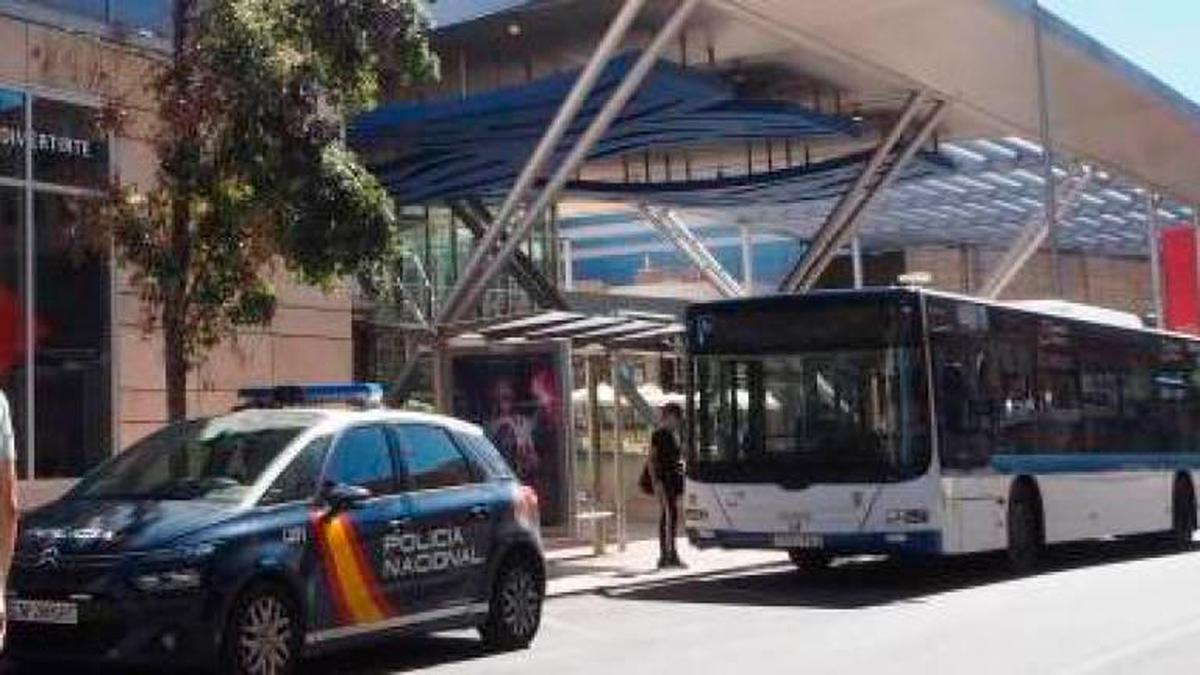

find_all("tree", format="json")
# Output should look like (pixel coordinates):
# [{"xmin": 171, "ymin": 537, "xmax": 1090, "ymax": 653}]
[{"xmin": 93, "ymin": 0, "xmax": 437, "ymax": 421}]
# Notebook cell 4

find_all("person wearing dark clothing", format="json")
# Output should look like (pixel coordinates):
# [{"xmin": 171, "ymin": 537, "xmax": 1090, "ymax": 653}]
[{"xmin": 650, "ymin": 402, "xmax": 686, "ymax": 569}]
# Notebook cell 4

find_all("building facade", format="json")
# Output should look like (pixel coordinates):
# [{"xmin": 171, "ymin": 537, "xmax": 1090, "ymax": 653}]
[{"xmin": 0, "ymin": 1, "xmax": 353, "ymax": 499}]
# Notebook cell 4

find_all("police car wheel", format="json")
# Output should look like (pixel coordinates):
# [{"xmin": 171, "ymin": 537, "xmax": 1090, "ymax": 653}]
[
  {"xmin": 480, "ymin": 555, "xmax": 543, "ymax": 650},
  {"xmin": 222, "ymin": 582, "xmax": 303, "ymax": 675}
]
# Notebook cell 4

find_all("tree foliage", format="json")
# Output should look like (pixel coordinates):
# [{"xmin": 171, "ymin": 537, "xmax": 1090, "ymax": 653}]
[{"xmin": 93, "ymin": 0, "xmax": 437, "ymax": 419}]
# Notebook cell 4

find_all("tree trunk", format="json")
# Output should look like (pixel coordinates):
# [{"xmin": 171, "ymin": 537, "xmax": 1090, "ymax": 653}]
[
  {"xmin": 162, "ymin": 0, "xmax": 194, "ymax": 423},
  {"xmin": 163, "ymin": 294, "xmax": 188, "ymax": 422}
]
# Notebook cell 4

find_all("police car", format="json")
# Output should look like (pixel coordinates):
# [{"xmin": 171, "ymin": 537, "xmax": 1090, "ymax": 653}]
[{"xmin": 6, "ymin": 384, "xmax": 545, "ymax": 674}]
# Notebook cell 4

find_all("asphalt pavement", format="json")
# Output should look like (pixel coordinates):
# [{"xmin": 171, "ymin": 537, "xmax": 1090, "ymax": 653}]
[{"xmin": 311, "ymin": 536, "xmax": 1200, "ymax": 675}]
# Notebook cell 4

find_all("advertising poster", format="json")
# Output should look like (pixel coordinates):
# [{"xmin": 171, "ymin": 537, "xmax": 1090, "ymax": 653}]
[{"xmin": 450, "ymin": 346, "xmax": 569, "ymax": 527}]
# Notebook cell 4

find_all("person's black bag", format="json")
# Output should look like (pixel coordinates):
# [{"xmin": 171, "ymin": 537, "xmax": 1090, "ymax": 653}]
[{"xmin": 638, "ymin": 462, "xmax": 654, "ymax": 495}]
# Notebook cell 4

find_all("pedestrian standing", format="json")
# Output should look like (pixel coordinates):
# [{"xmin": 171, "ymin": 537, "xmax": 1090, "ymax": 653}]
[
  {"xmin": 650, "ymin": 402, "xmax": 685, "ymax": 569},
  {"xmin": 0, "ymin": 390, "xmax": 17, "ymax": 650}
]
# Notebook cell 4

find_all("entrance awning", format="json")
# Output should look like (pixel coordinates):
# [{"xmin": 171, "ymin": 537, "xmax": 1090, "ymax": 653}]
[{"xmin": 460, "ymin": 309, "xmax": 684, "ymax": 352}]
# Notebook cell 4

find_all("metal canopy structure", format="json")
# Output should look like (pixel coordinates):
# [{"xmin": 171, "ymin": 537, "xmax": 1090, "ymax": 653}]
[
  {"xmin": 559, "ymin": 136, "xmax": 1196, "ymax": 260},
  {"xmin": 462, "ymin": 309, "xmax": 684, "ymax": 352},
  {"xmin": 357, "ymin": 0, "xmax": 1200, "ymax": 400}
]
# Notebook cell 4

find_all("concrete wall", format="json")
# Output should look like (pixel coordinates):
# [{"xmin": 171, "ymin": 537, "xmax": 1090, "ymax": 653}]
[{"xmin": 904, "ymin": 245, "xmax": 1154, "ymax": 318}]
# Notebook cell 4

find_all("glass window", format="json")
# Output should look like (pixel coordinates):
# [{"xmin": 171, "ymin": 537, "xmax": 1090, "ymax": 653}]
[
  {"xmin": 262, "ymin": 435, "xmax": 331, "ymax": 505},
  {"xmin": 324, "ymin": 425, "xmax": 396, "ymax": 495},
  {"xmin": 31, "ymin": 98, "xmax": 108, "ymax": 189},
  {"xmin": 0, "ymin": 187, "xmax": 25, "ymax": 476},
  {"xmin": 69, "ymin": 412, "xmax": 317, "ymax": 502},
  {"xmin": 691, "ymin": 345, "xmax": 930, "ymax": 485},
  {"xmin": 34, "ymin": 193, "xmax": 110, "ymax": 478},
  {"xmin": 111, "ymin": 2, "xmax": 173, "ymax": 36},
  {"xmin": 394, "ymin": 424, "xmax": 473, "ymax": 491},
  {"xmin": 1036, "ymin": 320, "xmax": 1083, "ymax": 454},
  {"xmin": 29, "ymin": 1, "xmax": 106, "ymax": 22},
  {"xmin": 0, "ymin": 89, "xmax": 25, "ymax": 179}
]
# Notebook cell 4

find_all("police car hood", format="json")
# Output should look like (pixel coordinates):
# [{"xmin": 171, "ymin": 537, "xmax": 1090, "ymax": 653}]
[{"xmin": 18, "ymin": 498, "xmax": 241, "ymax": 554}]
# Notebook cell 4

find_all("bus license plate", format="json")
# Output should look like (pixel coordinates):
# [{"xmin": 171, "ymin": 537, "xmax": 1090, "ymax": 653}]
[
  {"xmin": 774, "ymin": 533, "xmax": 823, "ymax": 549},
  {"xmin": 10, "ymin": 599, "xmax": 79, "ymax": 625}
]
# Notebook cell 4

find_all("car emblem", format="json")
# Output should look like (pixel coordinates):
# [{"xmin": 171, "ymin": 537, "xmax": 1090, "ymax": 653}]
[{"xmin": 35, "ymin": 545, "xmax": 61, "ymax": 570}]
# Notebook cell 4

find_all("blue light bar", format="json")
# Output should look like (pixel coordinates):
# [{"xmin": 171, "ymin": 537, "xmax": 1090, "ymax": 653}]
[{"xmin": 236, "ymin": 383, "xmax": 385, "ymax": 409}]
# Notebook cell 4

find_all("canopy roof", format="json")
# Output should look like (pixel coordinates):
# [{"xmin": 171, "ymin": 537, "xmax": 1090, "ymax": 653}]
[{"xmin": 421, "ymin": 0, "xmax": 1200, "ymax": 207}]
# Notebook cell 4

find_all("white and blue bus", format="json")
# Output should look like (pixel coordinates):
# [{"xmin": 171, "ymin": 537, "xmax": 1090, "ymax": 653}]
[{"xmin": 683, "ymin": 288, "xmax": 1200, "ymax": 571}]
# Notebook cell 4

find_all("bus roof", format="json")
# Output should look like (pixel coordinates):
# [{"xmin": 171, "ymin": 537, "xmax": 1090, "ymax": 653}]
[{"xmin": 687, "ymin": 287, "xmax": 1200, "ymax": 343}]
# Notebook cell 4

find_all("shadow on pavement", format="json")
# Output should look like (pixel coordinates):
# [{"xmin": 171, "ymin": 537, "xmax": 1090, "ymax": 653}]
[
  {"xmin": 601, "ymin": 536, "xmax": 1193, "ymax": 610},
  {"xmin": 302, "ymin": 633, "xmax": 496, "ymax": 675}
]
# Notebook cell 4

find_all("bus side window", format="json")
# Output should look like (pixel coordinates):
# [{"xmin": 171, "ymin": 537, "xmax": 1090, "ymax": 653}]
[{"xmin": 934, "ymin": 338, "xmax": 992, "ymax": 470}]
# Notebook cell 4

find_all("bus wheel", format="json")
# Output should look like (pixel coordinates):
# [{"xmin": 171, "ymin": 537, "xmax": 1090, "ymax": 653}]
[
  {"xmin": 1171, "ymin": 475, "xmax": 1197, "ymax": 551},
  {"xmin": 1006, "ymin": 482, "xmax": 1042, "ymax": 574},
  {"xmin": 788, "ymin": 549, "xmax": 832, "ymax": 572}
]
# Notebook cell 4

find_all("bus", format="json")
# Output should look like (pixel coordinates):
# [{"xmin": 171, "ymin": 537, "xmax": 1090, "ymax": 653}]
[{"xmin": 682, "ymin": 288, "xmax": 1200, "ymax": 572}]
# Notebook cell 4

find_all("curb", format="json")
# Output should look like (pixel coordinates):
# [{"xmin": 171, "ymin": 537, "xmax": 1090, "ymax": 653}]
[{"xmin": 546, "ymin": 560, "xmax": 787, "ymax": 600}]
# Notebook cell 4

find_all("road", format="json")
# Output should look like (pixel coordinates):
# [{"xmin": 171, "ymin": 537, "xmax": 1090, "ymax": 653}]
[{"xmin": 310, "ymin": 539, "xmax": 1200, "ymax": 675}]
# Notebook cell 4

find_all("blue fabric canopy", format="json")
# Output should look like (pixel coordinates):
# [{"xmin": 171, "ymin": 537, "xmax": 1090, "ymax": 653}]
[{"xmin": 350, "ymin": 53, "xmax": 911, "ymax": 206}]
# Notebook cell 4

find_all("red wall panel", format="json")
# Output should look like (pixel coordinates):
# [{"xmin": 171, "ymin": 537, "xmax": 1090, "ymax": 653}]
[{"xmin": 1160, "ymin": 226, "xmax": 1200, "ymax": 335}]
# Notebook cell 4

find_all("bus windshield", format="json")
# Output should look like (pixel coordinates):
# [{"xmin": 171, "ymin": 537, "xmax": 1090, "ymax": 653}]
[{"xmin": 688, "ymin": 295, "xmax": 930, "ymax": 486}]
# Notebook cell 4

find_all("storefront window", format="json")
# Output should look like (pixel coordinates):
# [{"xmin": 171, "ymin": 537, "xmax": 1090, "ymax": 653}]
[
  {"xmin": 0, "ymin": 187, "xmax": 28, "ymax": 477},
  {"xmin": 0, "ymin": 90, "xmax": 25, "ymax": 179},
  {"xmin": 34, "ymin": 193, "xmax": 111, "ymax": 477},
  {"xmin": 0, "ymin": 90, "xmax": 112, "ymax": 479},
  {"xmin": 32, "ymin": 98, "xmax": 108, "ymax": 189}
]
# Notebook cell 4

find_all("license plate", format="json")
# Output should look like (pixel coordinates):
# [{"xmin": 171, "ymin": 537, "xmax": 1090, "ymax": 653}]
[
  {"xmin": 10, "ymin": 599, "xmax": 79, "ymax": 625},
  {"xmin": 774, "ymin": 533, "xmax": 823, "ymax": 549}
]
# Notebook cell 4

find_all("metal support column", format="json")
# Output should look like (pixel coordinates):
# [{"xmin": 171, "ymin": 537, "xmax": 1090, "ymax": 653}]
[
  {"xmin": 439, "ymin": 0, "xmax": 648, "ymax": 324},
  {"xmin": 1033, "ymin": 2, "xmax": 1063, "ymax": 297},
  {"xmin": 978, "ymin": 167, "xmax": 1093, "ymax": 299},
  {"xmin": 562, "ymin": 238, "xmax": 575, "ymax": 291},
  {"xmin": 450, "ymin": 200, "xmax": 568, "ymax": 310},
  {"xmin": 741, "ymin": 226, "xmax": 755, "ymax": 292},
  {"xmin": 851, "ymin": 236, "xmax": 864, "ymax": 289},
  {"xmin": 610, "ymin": 353, "xmax": 627, "ymax": 552},
  {"xmin": 445, "ymin": 0, "xmax": 702, "ymax": 324},
  {"xmin": 639, "ymin": 204, "xmax": 744, "ymax": 298},
  {"xmin": 781, "ymin": 96, "xmax": 948, "ymax": 293},
  {"xmin": 613, "ymin": 360, "xmax": 659, "ymax": 427},
  {"xmin": 1147, "ymin": 193, "xmax": 1164, "ymax": 328}
]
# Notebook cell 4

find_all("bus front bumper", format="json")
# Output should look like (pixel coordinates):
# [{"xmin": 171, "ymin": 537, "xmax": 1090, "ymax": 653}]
[{"xmin": 686, "ymin": 529, "xmax": 942, "ymax": 556}]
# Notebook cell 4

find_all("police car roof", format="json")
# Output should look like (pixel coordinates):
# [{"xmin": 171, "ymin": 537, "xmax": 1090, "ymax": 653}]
[{"xmin": 223, "ymin": 407, "xmax": 488, "ymax": 437}]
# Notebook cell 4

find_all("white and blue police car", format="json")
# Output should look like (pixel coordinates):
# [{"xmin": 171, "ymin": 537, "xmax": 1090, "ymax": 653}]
[{"xmin": 5, "ymin": 384, "xmax": 545, "ymax": 674}]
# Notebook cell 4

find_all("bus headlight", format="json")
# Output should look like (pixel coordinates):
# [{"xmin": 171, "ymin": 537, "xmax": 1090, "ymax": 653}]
[{"xmin": 885, "ymin": 509, "xmax": 929, "ymax": 525}]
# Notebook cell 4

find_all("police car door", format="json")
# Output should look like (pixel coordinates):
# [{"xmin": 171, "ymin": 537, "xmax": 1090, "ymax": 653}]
[
  {"xmin": 388, "ymin": 424, "xmax": 496, "ymax": 615},
  {"xmin": 309, "ymin": 424, "xmax": 411, "ymax": 638}
]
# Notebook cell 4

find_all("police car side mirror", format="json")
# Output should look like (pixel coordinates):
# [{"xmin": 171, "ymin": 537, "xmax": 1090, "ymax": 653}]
[{"xmin": 322, "ymin": 482, "xmax": 372, "ymax": 512}]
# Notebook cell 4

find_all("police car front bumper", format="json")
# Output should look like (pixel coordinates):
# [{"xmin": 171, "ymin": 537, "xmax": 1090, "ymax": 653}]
[{"xmin": 5, "ymin": 564, "xmax": 221, "ymax": 666}]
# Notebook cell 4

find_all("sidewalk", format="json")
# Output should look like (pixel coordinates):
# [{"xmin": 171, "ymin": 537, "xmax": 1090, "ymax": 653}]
[{"xmin": 545, "ymin": 535, "xmax": 787, "ymax": 598}]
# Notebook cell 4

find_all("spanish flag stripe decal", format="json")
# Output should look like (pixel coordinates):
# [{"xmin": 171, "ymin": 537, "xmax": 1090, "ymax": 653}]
[
  {"xmin": 310, "ymin": 513, "xmax": 353, "ymax": 623},
  {"xmin": 321, "ymin": 515, "xmax": 390, "ymax": 624},
  {"xmin": 341, "ymin": 517, "xmax": 396, "ymax": 617}
]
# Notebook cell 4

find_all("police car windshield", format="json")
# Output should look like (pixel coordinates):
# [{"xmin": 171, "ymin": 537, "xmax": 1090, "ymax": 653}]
[{"xmin": 71, "ymin": 411, "xmax": 321, "ymax": 502}]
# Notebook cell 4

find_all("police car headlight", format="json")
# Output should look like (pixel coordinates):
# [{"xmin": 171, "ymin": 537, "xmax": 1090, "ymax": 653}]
[
  {"xmin": 132, "ymin": 568, "xmax": 204, "ymax": 592},
  {"xmin": 132, "ymin": 543, "xmax": 218, "ymax": 592}
]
